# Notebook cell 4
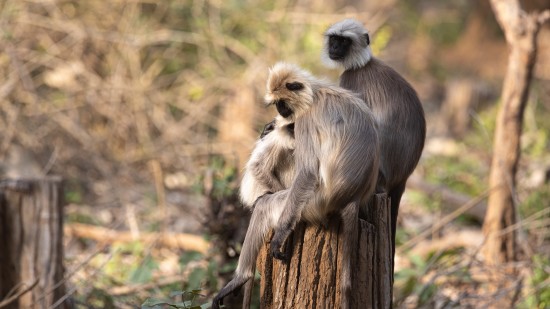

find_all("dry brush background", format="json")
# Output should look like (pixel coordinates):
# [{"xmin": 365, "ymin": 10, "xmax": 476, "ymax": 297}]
[{"xmin": 1, "ymin": 0, "xmax": 549, "ymax": 308}]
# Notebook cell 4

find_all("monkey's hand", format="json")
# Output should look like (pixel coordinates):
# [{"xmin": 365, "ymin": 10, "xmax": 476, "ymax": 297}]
[
  {"xmin": 260, "ymin": 119, "xmax": 276, "ymax": 139},
  {"xmin": 270, "ymin": 239, "xmax": 287, "ymax": 261},
  {"xmin": 211, "ymin": 294, "xmax": 224, "ymax": 309},
  {"xmin": 212, "ymin": 277, "xmax": 249, "ymax": 309},
  {"xmin": 270, "ymin": 229, "xmax": 289, "ymax": 261}
]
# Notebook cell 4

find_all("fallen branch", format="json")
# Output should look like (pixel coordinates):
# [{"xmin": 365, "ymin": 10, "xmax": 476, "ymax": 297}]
[{"xmin": 64, "ymin": 223, "xmax": 210, "ymax": 254}]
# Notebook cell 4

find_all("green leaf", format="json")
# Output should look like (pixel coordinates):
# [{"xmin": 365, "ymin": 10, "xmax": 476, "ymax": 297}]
[
  {"xmin": 418, "ymin": 283, "xmax": 437, "ymax": 305},
  {"xmin": 187, "ymin": 267, "xmax": 207, "ymax": 287},
  {"xmin": 191, "ymin": 289, "xmax": 205, "ymax": 296},
  {"xmin": 207, "ymin": 260, "xmax": 219, "ymax": 289},
  {"xmin": 129, "ymin": 256, "xmax": 158, "ymax": 283},
  {"xmin": 142, "ymin": 298, "xmax": 172, "ymax": 307},
  {"xmin": 395, "ymin": 268, "xmax": 417, "ymax": 279},
  {"xmin": 219, "ymin": 260, "xmax": 237, "ymax": 273},
  {"xmin": 179, "ymin": 251, "xmax": 203, "ymax": 266},
  {"xmin": 409, "ymin": 254, "xmax": 426, "ymax": 269},
  {"xmin": 169, "ymin": 291, "xmax": 186, "ymax": 298}
]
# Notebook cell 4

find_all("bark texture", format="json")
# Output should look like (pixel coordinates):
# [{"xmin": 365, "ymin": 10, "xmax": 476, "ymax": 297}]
[
  {"xmin": 0, "ymin": 177, "xmax": 69, "ymax": 309},
  {"xmin": 257, "ymin": 194, "xmax": 392, "ymax": 309},
  {"xmin": 483, "ymin": 0, "xmax": 550, "ymax": 264}
]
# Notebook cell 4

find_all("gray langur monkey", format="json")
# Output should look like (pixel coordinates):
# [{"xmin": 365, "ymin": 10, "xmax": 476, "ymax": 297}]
[
  {"xmin": 239, "ymin": 115, "xmax": 295, "ymax": 208},
  {"xmin": 323, "ymin": 19, "xmax": 426, "ymax": 258},
  {"xmin": 237, "ymin": 115, "xmax": 296, "ymax": 309},
  {"xmin": 212, "ymin": 62, "xmax": 380, "ymax": 309}
]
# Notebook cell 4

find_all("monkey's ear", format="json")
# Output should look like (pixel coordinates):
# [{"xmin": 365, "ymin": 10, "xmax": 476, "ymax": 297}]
[
  {"xmin": 286, "ymin": 82, "xmax": 304, "ymax": 91},
  {"xmin": 364, "ymin": 33, "xmax": 370, "ymax": 45}
]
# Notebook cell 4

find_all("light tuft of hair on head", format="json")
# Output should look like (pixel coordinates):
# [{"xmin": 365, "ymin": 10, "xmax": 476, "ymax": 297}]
[
  {"xmin": 265, "ymin": 62, "xmax": 315, "ymax": 117},
  {"xmin": 322, "ymin": 19, "xmax": 372, "ymax": 70}
]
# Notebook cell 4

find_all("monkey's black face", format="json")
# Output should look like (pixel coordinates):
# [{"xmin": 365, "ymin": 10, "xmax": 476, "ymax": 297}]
[
  {"xmin": 328, "ymin": 35, "xmax": 352, "ymax": 60},
  {"xmin": 275, "ymin": 99, "xmax": 293, "ymax": 118}
]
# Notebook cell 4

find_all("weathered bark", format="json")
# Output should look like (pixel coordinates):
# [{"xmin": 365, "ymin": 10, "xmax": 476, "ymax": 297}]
[
  {"xmin": 0, "ymin": 177, "xmax": 69, "ymax": 309},
  {"xmin": 257, "ymin": 194, "xmax": 392, "ymax": 309},
  {"xmin": 483, "ymin": 0, "xmax": 550, "ymax": 264}
]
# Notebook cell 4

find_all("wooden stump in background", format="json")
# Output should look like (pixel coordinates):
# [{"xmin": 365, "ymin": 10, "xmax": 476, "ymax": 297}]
[
  {"xmin": 257, "ymin": 194, "xmax": 393, "ymax": 309},
  {"xmin": 0, "ymin": 177, "xmax": 69, "ymax": 309}
]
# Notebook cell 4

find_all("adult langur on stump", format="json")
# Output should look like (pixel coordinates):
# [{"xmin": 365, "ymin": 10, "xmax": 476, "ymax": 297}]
[
  {"xmin": 323, "ymin": 19, "xmax": 426, "ymax": 259},
  {"xmin": 212, "ymin": 62, "xmax": 380, "ymax": 309}
]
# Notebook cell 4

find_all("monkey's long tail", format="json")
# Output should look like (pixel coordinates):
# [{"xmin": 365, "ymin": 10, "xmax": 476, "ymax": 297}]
[
  {"xmin": 241, "ymin": 264, "xmax": 256, "ymax": 309},
  {"xmin": 339, "ymin": 201, "xmax": 360, "ymax": 309}
]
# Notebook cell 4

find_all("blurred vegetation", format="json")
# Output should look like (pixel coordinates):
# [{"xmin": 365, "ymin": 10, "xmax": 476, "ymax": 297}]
[{"xmin": 1, "ymin": 0, "xmax": 549, "ymax": 308}]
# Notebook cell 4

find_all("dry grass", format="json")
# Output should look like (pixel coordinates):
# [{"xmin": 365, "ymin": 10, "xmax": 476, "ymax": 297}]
[
  {"xmin": 1, "ymin": 1, "xmax": 549, "ymax": 308},
  {"xmin": 0, "ymin": 0, "xmax": 382, "ymax": 184}
]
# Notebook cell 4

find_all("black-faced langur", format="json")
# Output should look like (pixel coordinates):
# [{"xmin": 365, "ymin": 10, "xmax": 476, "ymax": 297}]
[
  {"xmin": 212, "ymin": 62, "xmax": 380, "ymax": 309},
  {"xmin": 323, "ymin": 19, "xmax": 426, "ymax": 259}
]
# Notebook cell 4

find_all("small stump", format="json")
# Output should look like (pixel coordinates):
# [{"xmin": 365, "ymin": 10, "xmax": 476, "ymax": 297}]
[
  {"xmin": 257, "ymin": 194, "xmax": 393, "ymax": 309},
  {"xmin": 0, "ymin": 177, "xmax": 69, "ymax": 309}
]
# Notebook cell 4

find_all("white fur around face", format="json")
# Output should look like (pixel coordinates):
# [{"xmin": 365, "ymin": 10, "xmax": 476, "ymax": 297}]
[
  {"xmin": 322, "ymin": 19, "xmax": 373, "ymax": 70},
  {"xmin": 265, "ymin": 62, "xmax": 316, "ymax": 119}
]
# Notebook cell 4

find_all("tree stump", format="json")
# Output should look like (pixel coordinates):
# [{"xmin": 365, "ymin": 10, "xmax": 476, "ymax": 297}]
[
  {"xmin": 0, "ymin": 177, "xmax": 69, "ymax": 309},
  {"xmin": 257, "ymin": 194, "xmax": 392, "ymax": 309}
]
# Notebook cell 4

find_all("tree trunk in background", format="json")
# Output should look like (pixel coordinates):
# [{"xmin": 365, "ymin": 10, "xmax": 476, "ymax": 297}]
[
  {"xmin": 257, "ymin": 194, "xmax": 393, "ymax": 309},
  {"xmin": 483, "ymin": 0, "xmax": 549, "ymax": 264},
  {"xmin": 0, "ymin": 177, "xmax": 69, "ymax": 309}
]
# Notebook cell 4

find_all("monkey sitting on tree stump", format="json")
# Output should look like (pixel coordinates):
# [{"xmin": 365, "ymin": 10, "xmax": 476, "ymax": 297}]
[
  {"xmin": 257, "ymin": 193, "xmax": 393, "ymax": 309},
  {"xmin": 212, "ymin": 63, "xmax": 381, "ymax": 309}
]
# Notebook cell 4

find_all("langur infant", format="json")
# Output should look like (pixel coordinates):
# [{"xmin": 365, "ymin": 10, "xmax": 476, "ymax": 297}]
[
  {"xmin": 212, "ymin": 63, "xmax": 380, "ymax": 309},
  {"xmin": 239, "ymin": 115, "xmax": 295, "ymax": 208},
  {"xmin": 237, "ymin": 112, "xmax": 296, "ymax": 309},
  {"xmin": 323, "ymin": 19, "xmax": 426, "ymax": 257}
]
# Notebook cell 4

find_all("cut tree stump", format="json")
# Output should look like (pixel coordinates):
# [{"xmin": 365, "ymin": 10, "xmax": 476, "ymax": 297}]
[
  {"xmin": 257, "ymin": 194, "xmax": 393, "ymax": 309},
  {"xmin": 0, "ymin": 177, "xmax": 69, "ymax": 309}
]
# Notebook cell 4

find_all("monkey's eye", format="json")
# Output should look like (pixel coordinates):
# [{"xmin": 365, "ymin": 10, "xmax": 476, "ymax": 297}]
[{"xmin": 286, "ymin": 82, "xmax": 304, "ymax": 91}]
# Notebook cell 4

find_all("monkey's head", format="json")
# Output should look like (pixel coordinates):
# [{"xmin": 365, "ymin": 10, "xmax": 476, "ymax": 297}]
[
  {"xmin": 265, "ymin": 62, "xmax": 314, "ymax": 121},
  {"xmin": 322, "ymin": 19, "xmax": 372, "ymax": 70}
]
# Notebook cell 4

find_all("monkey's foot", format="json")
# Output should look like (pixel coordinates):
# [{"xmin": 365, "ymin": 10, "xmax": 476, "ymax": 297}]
[
  {"xmin": 270, "ymin": 239, "xmax": 287, "ymax": 261},
  {"xmin": 212, "ymin": 277, "xmax": 249, "ymax": 309}
]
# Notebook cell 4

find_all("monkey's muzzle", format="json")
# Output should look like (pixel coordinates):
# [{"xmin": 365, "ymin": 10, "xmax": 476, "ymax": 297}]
[{"xmin": 275, "ymin": 99, "xmax": 293, "ymax": 118}]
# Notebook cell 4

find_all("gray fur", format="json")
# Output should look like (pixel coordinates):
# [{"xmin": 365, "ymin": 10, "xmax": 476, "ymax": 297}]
[
  {"xmin": 235, "ymin": 115, "xmax": 296, "ymax": 309},
  {"xmin": 213, "ymin": 63, "xmax": 380, "ymax": 309},
  {"xmin": 239, "ymin": 115, "xmax": 296, "ymax": 208},
  {"xmin": 323, "ymin": 19, "xmax": 426, "ymax": 261}
]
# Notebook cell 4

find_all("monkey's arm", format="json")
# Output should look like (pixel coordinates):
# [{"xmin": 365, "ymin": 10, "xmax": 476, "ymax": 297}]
[
  {"xmin": 270, "ymin": 120, "xmax": 319, "ymax": 260},
  {"xmin": 270, "ymin": 169, "xmax": 317, "ymax": 260}
]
